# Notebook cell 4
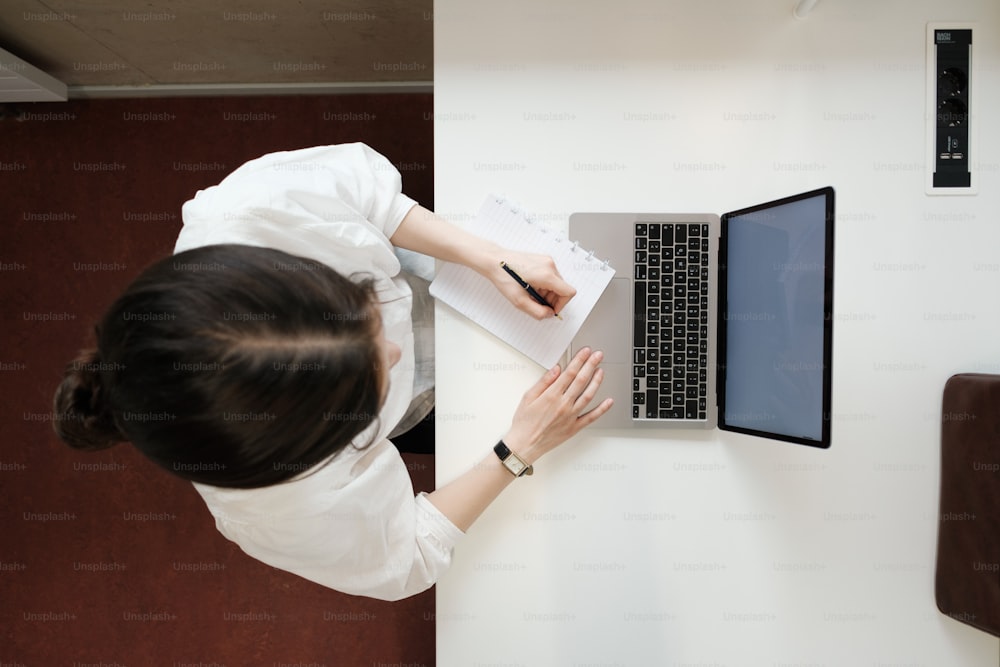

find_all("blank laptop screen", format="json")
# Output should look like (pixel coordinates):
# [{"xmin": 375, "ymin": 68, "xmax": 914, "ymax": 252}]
[{"xmin": 719, "ymin": 188, "xmax": 833, "ymax": 447}]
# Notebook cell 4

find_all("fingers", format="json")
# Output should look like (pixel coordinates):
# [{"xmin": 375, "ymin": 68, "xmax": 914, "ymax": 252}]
[
  {"xmin": 535, "ymin": 274, "xmax": 576, "ymax": 299},
  {"xmin": 521, "ymin": 363, "xmax": 561, "ymax": 402},
  {"xmin": 519, "ymin": 294, "xmax": 557, "ymax": 320},
  {"xmin": 549, "ymin": 293, "xmax": 573, "ymax": 316},
  {"xmin": 554, "ymin": 350, "xmax": 612, "ymax": 435},
  {"xmin": 573, "ymin": 366, "xmax": 604, "ymax": 410},
  {"xmin": 548, "ymin": 347, "xmax": 601, "ymax": 397},
  {"xmin": 566, "ymin": 350, "xmax": 604, "ymax": 403},
  {"xmin": 499, "ymin": 253, "xmax": 577, "ymax": 318},
  {"xmin": 535, "ymin": 288, "xmax": 571, "ymax": 317},
  {"xmin": 576, "ymin": 397, "xmax": 615, "ymax": 428},
  {"xmin": 533, "ymin": 276, "xmax": 575, "ymax": 315},
  {"xmin": 508, "ymin": 348, "xmax": 612, "ymax": 457}
]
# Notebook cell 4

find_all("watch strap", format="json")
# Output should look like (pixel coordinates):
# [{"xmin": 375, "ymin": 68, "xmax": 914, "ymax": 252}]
[{"xmin": 494, "ymin": 440, "xmax": 533, "ymax": 477}]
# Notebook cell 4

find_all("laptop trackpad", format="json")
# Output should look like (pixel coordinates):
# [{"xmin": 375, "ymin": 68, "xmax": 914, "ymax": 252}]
[{"xmin": 576, "ymin": 277, "xmax": 631, "ymax": 365}]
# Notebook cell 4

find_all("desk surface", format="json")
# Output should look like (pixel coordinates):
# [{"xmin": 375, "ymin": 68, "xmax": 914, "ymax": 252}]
[{"xmin": 433, "ymin": 1, "xmax": 1000, "ymax": 664}]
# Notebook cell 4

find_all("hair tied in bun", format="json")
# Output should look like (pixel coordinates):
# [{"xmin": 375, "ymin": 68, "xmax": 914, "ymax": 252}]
[{"xmin": 53, "ymin": 348, "xmax": 126, "ymax": 451}]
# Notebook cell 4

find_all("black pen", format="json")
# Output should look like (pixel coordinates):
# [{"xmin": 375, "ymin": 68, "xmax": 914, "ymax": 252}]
[{"xmin": 500, "ymin": 261, "xmax": 562, "ymax": 319}]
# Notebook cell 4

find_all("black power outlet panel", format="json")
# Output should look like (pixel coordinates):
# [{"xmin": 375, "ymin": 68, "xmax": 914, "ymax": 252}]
[{"xmin": 932, "ymin": 29, "xmax": 973, "ymax": 189}]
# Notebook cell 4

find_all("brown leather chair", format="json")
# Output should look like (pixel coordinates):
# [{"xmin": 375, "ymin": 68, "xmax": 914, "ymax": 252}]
[{"xmin": 936, "ymin": 374, "xmax": 1000, "ymax": 637}]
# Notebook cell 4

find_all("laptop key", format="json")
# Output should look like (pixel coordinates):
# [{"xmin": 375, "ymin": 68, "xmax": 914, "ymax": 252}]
[{"xmin": 634, "ymin": 289, "xmax": 646, "ymax": 346}]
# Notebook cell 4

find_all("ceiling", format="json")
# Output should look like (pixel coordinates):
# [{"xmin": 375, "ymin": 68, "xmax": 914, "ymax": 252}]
[{"xmin": 0, "ymin": 0, "xmax": 432, "ymax": 96}]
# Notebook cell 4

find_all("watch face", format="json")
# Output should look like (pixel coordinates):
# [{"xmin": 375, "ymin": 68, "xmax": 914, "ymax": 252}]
[{"xmin": 506, "ymin": 457, "xmax": 526, "ymax": 475}]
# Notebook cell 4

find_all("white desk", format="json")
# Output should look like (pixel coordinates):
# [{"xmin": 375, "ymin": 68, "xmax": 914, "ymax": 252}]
[{"xmin": 434, "ymin": 1, "xmax": 1000, "ymax": 664}]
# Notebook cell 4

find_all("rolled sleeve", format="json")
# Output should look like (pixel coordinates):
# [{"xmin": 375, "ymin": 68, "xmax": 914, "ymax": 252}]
[
  {"xmin": 178, "ymin": 142, "xmax": 418, "ymax": 249},
  {"xmin": 194, "ymin": 443, "xmax": 464, "ymax": 602}
]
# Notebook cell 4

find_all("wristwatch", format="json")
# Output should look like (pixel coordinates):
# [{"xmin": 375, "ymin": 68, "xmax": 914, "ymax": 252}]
[{"xmin": 494, "ymin": 441, "xmax": 533, "ymax": 477}]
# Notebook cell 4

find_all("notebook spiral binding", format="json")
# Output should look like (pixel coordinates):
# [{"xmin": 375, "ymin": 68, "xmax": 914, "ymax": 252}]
[{"xmin": 495, "ymin": 195, "xmax": 613, "ymax": 272}]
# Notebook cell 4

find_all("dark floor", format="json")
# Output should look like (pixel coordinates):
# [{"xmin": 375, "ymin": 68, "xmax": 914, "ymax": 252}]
[{"xmin": 0, "ymin": 94, "xmax": 436, "ymax": 665}]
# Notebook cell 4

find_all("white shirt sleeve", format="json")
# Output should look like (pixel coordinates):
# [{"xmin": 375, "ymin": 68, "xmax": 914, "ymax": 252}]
[
  {"xmin": 178, "ymin": 142, "xmax": 417, "ymax": 245},
  {"xmin": 194, "ymin": 440, "xmax": 464, "ymax": 602}
]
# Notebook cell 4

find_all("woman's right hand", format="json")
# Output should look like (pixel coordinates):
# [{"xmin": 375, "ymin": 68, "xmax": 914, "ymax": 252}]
[
  {"xmin": 484, "ymin": 250, "xmax": 577, "ymax": 320},
  {"xmin": 425, "ymin": 347, "xmax": 613, "ymax": 533},
  {"xmin": 502, "ymin": 347, "xmax": 614, "ymax": 463}
]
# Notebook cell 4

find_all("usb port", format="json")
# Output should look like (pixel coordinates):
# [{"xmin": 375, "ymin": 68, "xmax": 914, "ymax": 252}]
[
  {"xmin": 940, "ymin": 153, "xmax": 951, "ymax": 160},
  {"xmin": 952, "ymin": 152, "xmax": 964, "ymax": 160}
]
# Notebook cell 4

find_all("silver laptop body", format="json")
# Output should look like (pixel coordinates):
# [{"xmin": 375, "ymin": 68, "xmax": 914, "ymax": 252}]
[{"xmin": 569, "ymin": 213, "xmax": 720, "ymax": 430}]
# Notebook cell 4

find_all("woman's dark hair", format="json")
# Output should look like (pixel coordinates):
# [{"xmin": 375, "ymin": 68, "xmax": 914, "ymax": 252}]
[{"xmin": 53, "ymin": 244, "xmax": 386, "ymax": 489}]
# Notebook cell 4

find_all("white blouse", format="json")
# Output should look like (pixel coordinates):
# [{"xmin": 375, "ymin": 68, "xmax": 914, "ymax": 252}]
[{"xmin": 173, "ymin": 143, "xmax": 463, "ymax": 601}]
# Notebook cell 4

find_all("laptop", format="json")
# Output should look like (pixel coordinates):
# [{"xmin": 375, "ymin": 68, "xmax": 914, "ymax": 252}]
[{"xmin": 568, "ymin": 187, "xmax": 835, "ymax": 448}]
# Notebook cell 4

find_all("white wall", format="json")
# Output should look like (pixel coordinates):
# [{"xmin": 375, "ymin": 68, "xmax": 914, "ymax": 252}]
[{"xmin": 434, "ymin": 0, "xmax": 1000, "ymax": 664}]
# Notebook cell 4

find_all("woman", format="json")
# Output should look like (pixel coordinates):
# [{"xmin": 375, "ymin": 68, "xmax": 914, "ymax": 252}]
[{"xmin": 53, "ymin": 143, "xmax": 612, "ymax": 601}]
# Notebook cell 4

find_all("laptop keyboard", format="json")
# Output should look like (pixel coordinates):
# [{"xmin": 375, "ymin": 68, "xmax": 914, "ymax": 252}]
[{"xmin": 632, "ymin": 221, "xmax": 711, "ymax": 421}]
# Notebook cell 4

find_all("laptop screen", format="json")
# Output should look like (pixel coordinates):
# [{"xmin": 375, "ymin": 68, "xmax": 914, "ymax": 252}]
[{"xmin": 718, "ymin": 187, "xmax": 834, "ymax": 448}]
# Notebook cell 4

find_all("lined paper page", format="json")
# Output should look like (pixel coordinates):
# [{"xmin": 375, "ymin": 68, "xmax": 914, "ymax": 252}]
[{"xmin": 429, "ymin": 195, "xmax": 615, "ymax": 368}]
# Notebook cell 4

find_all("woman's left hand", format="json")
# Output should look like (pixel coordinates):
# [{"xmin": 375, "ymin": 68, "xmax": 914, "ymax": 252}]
[{"xmin": 486, "ymin": 250, "xmax": 576, "ymax": 320}]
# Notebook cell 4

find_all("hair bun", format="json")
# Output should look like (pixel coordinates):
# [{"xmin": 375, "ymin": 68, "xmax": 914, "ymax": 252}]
[{"xmin": 52, "ymin": 349, "xmax": 126, "ymax": 450}]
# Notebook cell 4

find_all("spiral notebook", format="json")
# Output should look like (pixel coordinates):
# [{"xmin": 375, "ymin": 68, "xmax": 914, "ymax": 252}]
[{"xmin": 429, "ymin": 195, "xmax": 616, "ymax": 368}]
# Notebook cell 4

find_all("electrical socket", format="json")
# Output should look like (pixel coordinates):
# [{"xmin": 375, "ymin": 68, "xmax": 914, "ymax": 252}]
[{"xmin": 926, "ymin": 22, "xmax": 977, "ymax": 196}]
